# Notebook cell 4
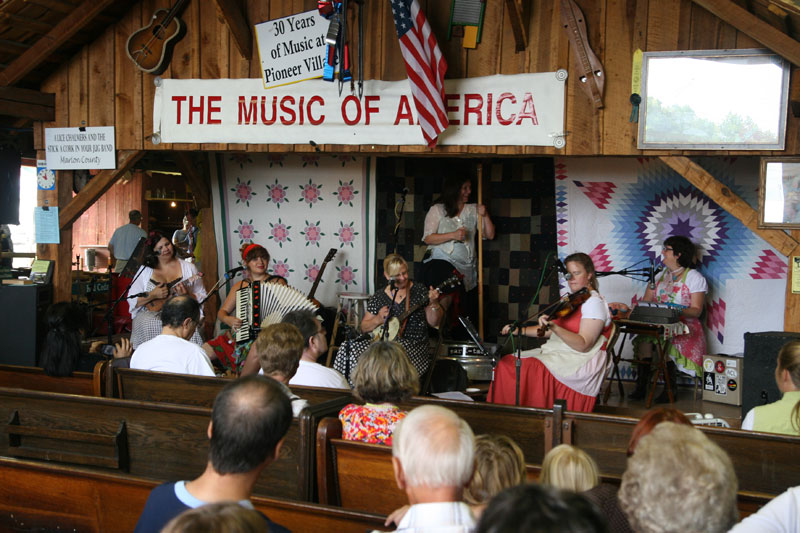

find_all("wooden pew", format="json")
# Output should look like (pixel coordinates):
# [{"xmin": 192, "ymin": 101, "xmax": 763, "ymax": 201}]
[
  {"xmin": 0, "ymin": 386, "xmax": 346, "ymax": 501},
  {"xmin": 114, "ymin": 366, "xmax": 352, "ymax": 406},
  {"xmin": 562, "ymin": 410, "xmax": 800, "ymax": 498},
  {"xmin": 0, "ymin": 457, "xmax": 386, "ymax": 533},
  {"xmin": 315, "ymin": 417, "xmax": 772, "ymax": 519},
  {"xmin": 0, "ymin": 361, "xmax": 107, "ymax": 396}
]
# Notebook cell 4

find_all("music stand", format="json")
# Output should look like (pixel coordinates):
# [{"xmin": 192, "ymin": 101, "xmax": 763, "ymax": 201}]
[
  {"xmin": 458, "ymin": 315, "xmax": 500, "ymax": 401},
  {"xmin": 105, "ymin": 237, "xmax": 147, "ymax": 345}
]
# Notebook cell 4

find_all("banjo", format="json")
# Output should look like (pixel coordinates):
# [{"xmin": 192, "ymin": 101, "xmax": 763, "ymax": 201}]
[{"xmin": 371, "ymin": 276, "xmax": 461, "ymax": 342}]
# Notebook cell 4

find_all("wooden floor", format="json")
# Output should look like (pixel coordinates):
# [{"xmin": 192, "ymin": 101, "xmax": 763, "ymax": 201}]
[{"xmin": 595, "ymin": 381, "xmax": 743, "ymax": 429}]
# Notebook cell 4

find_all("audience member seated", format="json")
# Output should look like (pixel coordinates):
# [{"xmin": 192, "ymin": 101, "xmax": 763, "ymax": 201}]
[
  {"xmin": 741, "ymin": 340, "xmax": 800, "ymax": 436},
  {"xmin": 540, "ymin": 444, "xmax": 599, "ymax": 493},
  {"xmin": 39, "ymin": 301, "xmax": 131, "ymax": 376},
  {"xmin": 728, "ymin": 485, "xmax": 800, "ymax": 533},
  {"xmin": 476, "ymin": 484, "xmax": 609, "ymax": 533},
  {"xmin": 130, "ymin": 295, "xmax": 215, "ymax": 377},
  {"xmin": 583, "ymin": 408, "xmax": 693, "ymax": 533},
  {"xmin": 385, "ymin": 433, "xmax": 527, "ymax": 527},
  {"xmin": 339, "ymin": 341, "xmax": 418, "ymax": 445},
  {"xmin": 160, "ymin": 502, "xmax": 268, "ymax": 533},
  {"xmin": 464, "ymin": 434, "xmax": 526, "ymax": 520},
  {"xmin": 134, "ymin": 375, "xmax": 291, "ymax": 533},
  {"xmin": 619, "ymin": 422, "xmax": 738, "ymax": 533},
  {"xmin": 249, "ymin": 322, "xmax": 308, "ymax": 417},
  {"xmin": 281, "ymin": 309, "xmax": 349, "ymax": 389},
  {"xmin": 391, "ymin": 405, "xmax": 476, "ymax": 532}
]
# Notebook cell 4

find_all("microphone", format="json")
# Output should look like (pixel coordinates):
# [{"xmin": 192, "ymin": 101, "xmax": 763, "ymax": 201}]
[
  {"xmin": 389, "ymin": 276, "xmax": 397, "ymax": 290},
  {"xmin": 129, "ymin": 291, "xmax": 149, "ymax": 298},
  {"xmin": 556, "ymin": 259, "xmax": 573, "ymax": 281},
  {"xmin": 648, "ymin": 261, "xmax": 662, "ymax": 290},
  {"xmin": 225, "ymin": 266, "xmax": 245, "ymax": 279}
]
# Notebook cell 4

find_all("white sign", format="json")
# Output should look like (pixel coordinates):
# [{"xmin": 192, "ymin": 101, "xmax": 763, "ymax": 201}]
[
  {"xmin": 153, "ymin": 73, "xmax": 566, "ymax": 146},
  {"xmin": 44, "ymin": 127, "xmax": 116, "ymax": 170},
  {"xmin": 255, "ymin": 9, "xmax": 329, "ymax": 89}
]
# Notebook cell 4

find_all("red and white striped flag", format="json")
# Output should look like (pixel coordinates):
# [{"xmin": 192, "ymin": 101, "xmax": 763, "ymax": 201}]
[{"xmin": 389, "ymin": 0, "xmax": 448, "ymax": 147}]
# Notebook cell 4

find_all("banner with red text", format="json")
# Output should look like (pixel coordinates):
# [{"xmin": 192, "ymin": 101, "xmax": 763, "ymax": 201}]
[{"xmin": 153, "ymin": 72, "xmax": 566, "ymax": 146}]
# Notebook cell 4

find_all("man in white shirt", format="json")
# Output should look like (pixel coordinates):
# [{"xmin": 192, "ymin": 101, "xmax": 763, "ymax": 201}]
[
  {"xmin": 131, "ymin": 295, "xmax": 215, "ymax": 377},
  {"xmin": 283, "ymin": 310, "xmax": 349, "ymax": 390},
  {"xmin": 392, "ymin": 405, "xmax": 476, "ymax": 533},
  {"xmin": 108, "ymin": 210, "xmax": 147, "ymax": 273}
]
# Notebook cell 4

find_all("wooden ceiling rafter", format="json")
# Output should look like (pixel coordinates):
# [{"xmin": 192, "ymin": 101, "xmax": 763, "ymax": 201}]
[
  {"xmin": 59, "ymin": 150, "xmax": 145, "ymax": 230},
  {"xmin": 690, "ymin": 0, "xmax": 800, "ymax": 66},
  {"xmin": 214, "ymin": 0, "xmax": 253, "ymax": 60},
  {"xmin": 659, "ymin": 156, "xmax": 799, "ymax": 257},
  {"xmin": 0, "ymin": 85, "xmax": 54, "ymax": 121},
  {"xmin": 0, "ymin": 0, "xmax": 116, "ymax": 87}
]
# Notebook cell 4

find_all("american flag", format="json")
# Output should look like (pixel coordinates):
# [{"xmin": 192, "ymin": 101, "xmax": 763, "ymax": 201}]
[{"xmin": 389, "ymin": 0, "xmax": 448, "ymax": 147}]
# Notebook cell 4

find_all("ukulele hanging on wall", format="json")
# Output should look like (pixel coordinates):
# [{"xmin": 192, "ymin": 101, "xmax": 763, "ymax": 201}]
[{"xmin": 126, "ymin": 0, "xmax": 189, "ymax": 75}]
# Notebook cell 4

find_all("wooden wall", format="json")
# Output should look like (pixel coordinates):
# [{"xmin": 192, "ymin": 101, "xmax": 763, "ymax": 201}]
[
  {"xmin": 71, "ymin": 170, "xmax": 144, "ymax": 270},
  {"xmin": 31, "ymin": 0, "xmax": 800, "ymax": 157}
]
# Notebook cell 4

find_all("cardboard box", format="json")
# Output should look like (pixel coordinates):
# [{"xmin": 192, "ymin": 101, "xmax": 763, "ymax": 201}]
[{"xmin": 702, "ymin": 354, "xmax": 743, "ymax": 406}]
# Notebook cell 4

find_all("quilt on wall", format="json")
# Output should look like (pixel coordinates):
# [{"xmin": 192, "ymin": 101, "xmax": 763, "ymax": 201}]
[
  {"xmin": 213, "ymin": 153, "xmax": 376, "ymax": 309},
  {"xmin": 555, "ymin": 156, "xmax": 786, "ymax": 368}
]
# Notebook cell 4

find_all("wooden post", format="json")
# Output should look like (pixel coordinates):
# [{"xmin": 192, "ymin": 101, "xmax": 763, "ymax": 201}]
[
  {"xmin": 36, "ymin": 149, "xmax": 74, "ymax": 303},
  {"xmin": 477, "ymin": 162, "xmax": 484, "ymax": 339}
]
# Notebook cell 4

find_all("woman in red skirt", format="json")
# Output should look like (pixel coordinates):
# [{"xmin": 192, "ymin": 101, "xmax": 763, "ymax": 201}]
[{"xmin": 491, "ymin": 253, "xmax": 612, "ymax": 413}]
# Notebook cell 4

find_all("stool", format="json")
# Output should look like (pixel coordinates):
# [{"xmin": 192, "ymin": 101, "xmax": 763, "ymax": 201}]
[{"xmin": 326, "ymin": 292, "xmax": 370, "ymax": 366}]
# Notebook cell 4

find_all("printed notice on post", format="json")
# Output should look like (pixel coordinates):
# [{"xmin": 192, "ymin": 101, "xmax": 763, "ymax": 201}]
[
  {"xmin": 255, "ymin": 10, "xmax": 330, "ymax": 89},
  {"xmin": 45, "ymin": 126, "xmax": 116, "ymax": 170}
]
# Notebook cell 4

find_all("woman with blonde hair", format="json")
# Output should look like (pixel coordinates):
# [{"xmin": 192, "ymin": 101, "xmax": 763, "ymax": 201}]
[
  {"xmin": 160, "ymin": 502, "xmax": 268, "ymax": 533},
  {"xmin": 465, "ymin": 434, "xmax": 527, "ymax": 519},
  {"xmin": 540, "ymin": 444, "xmax": 600, "ymax": 493},
  {"xmin": 339, "ymin": 341, "xmax": 419, "ymax": 445},
  {"xmin": 333, "ymin": 254, "xmax": 441, "ymax": 384},
  {"xmin": 742, "ymin": 340, "xmax": 800, "ymax": 435}
]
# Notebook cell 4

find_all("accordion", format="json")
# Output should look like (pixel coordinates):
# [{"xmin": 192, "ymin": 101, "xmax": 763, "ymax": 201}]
[{"xmin": 235, "ymin": 281, "xmax": 317, "ymax": 343}]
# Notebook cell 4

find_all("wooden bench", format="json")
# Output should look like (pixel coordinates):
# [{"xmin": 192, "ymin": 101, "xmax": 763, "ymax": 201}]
[
  {"xmin": 561, "ymin": 410, "xmax": 800, "ymax": 499},
  {"xmin": 0, "ymin": 457, "xmax": 386, "ymax": 533},
  {"xmin": 0, "ymin": 386, "xmax": 347, "ymax": 501},
  {"xmin": 114, "ymin": 366, "xmax": 352, "ymax": 406},
  {"xmin": 315, "ymin": 417, "xmax": 771, "ymax": 519},
  {"xmin": 0, "ymin": 361, "xmax": 107, "ymax": 396}
]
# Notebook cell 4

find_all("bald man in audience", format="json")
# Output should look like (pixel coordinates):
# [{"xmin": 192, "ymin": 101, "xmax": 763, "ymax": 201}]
[
  {"xmin": 391, "ymin": 405, "xmax": 476, "ymax": 532},
  {"xmin": 134, "ymin": 375, "xmax": 291, "ymax": 533}
]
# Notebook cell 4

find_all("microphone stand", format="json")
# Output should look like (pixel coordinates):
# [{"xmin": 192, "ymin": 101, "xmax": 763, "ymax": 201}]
[
  {"xmin": 103, "ymin": 265, "xmax": 147, "ymax": 345},
  {"xmin": 200, "ymin": 270, "xmax": 241, "ymax": 307}
]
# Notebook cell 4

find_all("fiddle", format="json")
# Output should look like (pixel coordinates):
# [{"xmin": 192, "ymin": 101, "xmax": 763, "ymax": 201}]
[{"xmin": 537, "ymin": 287, "xmax": 590, "ymax": 337}]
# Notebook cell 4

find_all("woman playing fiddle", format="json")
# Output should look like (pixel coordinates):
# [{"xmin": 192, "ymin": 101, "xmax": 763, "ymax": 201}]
[
  {"xmin": 128, "ymin": 232, "xmax": 207, "ymax": 349},
  {"xmin": 492, "ymin": 253, "xmax": 612, "ymax": 413},
  {"xmin": 332, "ymin": 254, "xmax": 442, "ymax": 385},
  {"xmin": 629, "ymin": 236, "xmax": 707, "ymax": 402},
  {"xmin": 211, "ymin": 243, "xmax": 286, "ymax": 372}
]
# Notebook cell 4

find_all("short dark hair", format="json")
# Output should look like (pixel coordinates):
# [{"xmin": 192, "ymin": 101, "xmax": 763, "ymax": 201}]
[
  {"xmin": 209, "ymin": 375, "xmax": 292, "ymax": 474},
  {"xmin": 281, "ymin": 310, "xmax": 319, "ymax": 349},
  {"xmin": 128, "ymin": 209, "xmax": 142, "ymax": 223},
  {"xmin": 664, "ymin": 235, "xmax": 697, "ymax": 268},
  {"xmin": 161, "ymin": 295, "xmax": 200, "ymax": 328},
  {"xmin": 477, "ymin": 484, "xmax": 609, "ymax": 533}
]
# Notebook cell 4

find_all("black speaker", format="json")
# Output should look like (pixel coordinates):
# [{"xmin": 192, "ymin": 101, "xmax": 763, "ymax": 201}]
[
  {"xmin": 742, "ymin": 331, "xmax": 800, "ymax": 418},
  {"xmin": 0, "ymin": 284, "xmax": 52, "ymax": 365},
  {"xmin": 0, "ymin": 147, "xmax": 20, "ymax": 225}
]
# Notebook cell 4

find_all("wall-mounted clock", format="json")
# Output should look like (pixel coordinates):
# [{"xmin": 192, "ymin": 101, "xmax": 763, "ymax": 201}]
[{"xmin": 37, "ymin": 167, "xmax": 55, "ymax": 190}]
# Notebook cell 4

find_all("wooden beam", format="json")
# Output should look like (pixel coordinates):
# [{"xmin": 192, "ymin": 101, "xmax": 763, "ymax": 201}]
[
  {"xmin": 173, "ymin": 151, "xmax": 211, "ymax": 209},
  {"xmin": 0, "ymin": 86, "xmax": 54, "ymax": 121},
  {"xmin": 0, "ymin": 0, "xmax": 116, "ymax": 86},
  {"xmin": 214, "ymin": 0, "xmax": 253, "ymax": 60},
  {"xmin": 659, "ymin": 156, "xmax": 799, "ymax": 256},
  {"xmin": 59, "ymin": 150, "xmax": 145, "ymax": 230},
  {"xmin": 505, "ymin": 0, "xmax": 530, "ymax": 52},
  {"xmin": 689, "ymin": 0, "xmax": 800, "ymax": 66}
]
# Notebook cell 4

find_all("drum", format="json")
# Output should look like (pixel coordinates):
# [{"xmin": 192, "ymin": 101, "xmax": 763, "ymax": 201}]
[{"xmin": 436, "ymin": 342, "xmax": 496, "ymax": 381}]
